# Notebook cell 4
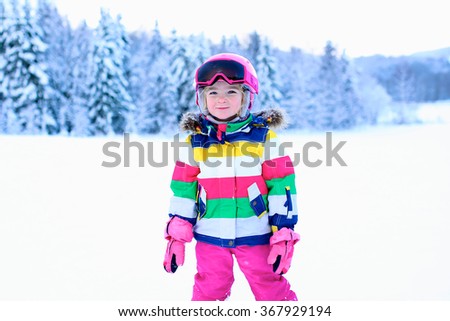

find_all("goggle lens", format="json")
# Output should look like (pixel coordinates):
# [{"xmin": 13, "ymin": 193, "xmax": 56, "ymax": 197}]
[{"xmin": 196, "ymin": 60, "xmax": 245, "ymax": 85}]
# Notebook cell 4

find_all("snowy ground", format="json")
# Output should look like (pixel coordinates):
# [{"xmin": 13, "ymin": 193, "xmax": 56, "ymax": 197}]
[{"xmin": 1, "ymin": 102, "xmax": 449, "ymax": 301}]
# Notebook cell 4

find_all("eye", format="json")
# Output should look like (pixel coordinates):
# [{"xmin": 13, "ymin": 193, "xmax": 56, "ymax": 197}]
[
  {"xmin": 207, "ymin": 90, "xmax": 218, "ymax": 95},
  {"xmin": 227, "ymin": 89, "xmax": 239, "ymax": 95}
]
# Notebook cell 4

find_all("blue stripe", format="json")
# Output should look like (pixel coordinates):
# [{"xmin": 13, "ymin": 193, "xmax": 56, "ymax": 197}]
[
  {"xmin": 227, "ymin": 128, "xmax": 269, "ymax": 143},
  {"xmin": 269, "ymin": 213, "xmax": 298, "ymax": 230},
  {"xmin": 169, "ymin": 213, "xmax": 197, "ymax": 226},
  {"xmin": 191, "ymin": 125, "xmax": 269, "ymax": 149},
  {"xmin": 194, "ymin": 232, "xmax": 272, "ymax": 248}
]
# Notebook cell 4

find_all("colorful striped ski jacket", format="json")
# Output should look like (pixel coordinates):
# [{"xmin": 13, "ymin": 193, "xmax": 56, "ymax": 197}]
[{"xmin": 168, "ymin": 108, "xmax": 298, "ymax": 248}]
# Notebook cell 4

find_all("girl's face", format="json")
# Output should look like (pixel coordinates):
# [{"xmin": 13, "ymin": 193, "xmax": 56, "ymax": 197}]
[{"xmin": 204, "ymin": 81, "xmax": 243, "ymax": 121}]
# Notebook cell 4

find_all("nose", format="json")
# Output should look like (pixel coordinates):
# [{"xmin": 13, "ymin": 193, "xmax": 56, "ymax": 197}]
[{"xmin": 216, "ymin": 92, "xmax": 227, "ymax": 101}]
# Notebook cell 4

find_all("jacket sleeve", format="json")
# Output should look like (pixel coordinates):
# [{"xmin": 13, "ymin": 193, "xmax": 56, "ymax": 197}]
[
  {"xmin": 168, "ymin": 135, "xmax": 199, "ymax": 225},
  {"xmin": 261, "ymin": 129, "xmax": 298, "ymax": 231}
]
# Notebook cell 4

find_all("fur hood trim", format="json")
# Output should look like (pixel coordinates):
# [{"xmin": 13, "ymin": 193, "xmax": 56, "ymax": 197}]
[{"xmin": 179, "ymin": 108, "xmax": 288, "ymax": 132}]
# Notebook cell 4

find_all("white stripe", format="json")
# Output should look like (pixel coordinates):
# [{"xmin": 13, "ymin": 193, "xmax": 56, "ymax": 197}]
[
  {"xmin": 267, "ymin": 194, "xmax": 298, "ymax": 217},
  {"xmin": 194, "ymin": 216, "xmax": 271, "ymax": 239},
  {"xmin": 198, "ymin": 155, "xmax": 262, "ymax": 179},
  {"xmin": 168, "ymin": 196, "xmax": 197, "ymax": 219},
  {"xmin": 262, "ymin": 136, "xmax": 284, "ymax": 162},
  {"xmin": 236, "ymin": 216, "xmax": 272, "ymax": 237},
  {"xmin": 177, "ymin": 137, "xmax": 198, "ymax": 167},
  {"xmin": 194, "ymin": 218, "xmax": 236, "ymax": 239}
]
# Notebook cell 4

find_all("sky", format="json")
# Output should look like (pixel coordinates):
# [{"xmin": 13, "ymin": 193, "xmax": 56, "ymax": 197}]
[{"xmin": 50, "ymin": 0, "xmax": 450, "ymax": 57}]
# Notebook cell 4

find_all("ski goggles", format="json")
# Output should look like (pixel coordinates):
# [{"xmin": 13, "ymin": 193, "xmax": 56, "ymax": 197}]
[{"xmin": 195, "ymin": 59, "xmax": 257, "ymax": 92}]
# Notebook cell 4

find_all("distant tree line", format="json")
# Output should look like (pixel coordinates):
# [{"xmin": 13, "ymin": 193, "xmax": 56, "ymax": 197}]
[
  {"xmin": 355, "ymin": 54, "xmax": 450, "ymax": 102},
  {"xmin": 1, "ymin": 0, "xmax": 447, "ymax": 136}
]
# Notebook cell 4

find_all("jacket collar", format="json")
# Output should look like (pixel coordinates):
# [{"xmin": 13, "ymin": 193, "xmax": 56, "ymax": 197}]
[{"xmin": 179, "ymin": 108, "xmax": 288, "ymax": 134}]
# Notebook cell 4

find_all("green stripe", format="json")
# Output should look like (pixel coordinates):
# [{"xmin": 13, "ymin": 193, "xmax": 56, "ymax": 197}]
[
  {"xmin": 226, "ymin": 115, "xmax": 253, "ymax": 132},
  {"xmin": 203, "ymin": 196, "xmax": 268, "ymax": 219},
  {"xmin": 170, "ymin": 180, "xmax": 197, "ymax": 200},
  {"xmin": 265, "ymin": 173, "xmax": 297, "ymax": 195}
]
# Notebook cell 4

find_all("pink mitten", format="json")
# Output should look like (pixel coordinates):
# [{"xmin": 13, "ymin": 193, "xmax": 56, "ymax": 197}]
[
  {"xmin": 267, "ymin": 227, "xmax": 300, "ymax": 275},
  {"xmin": 163, "ymin": 216, "xmax": 193, "ymax": 273},
  {"xmin": 164, "ymin": 239, "xmax": 185, "ymax": 273}
]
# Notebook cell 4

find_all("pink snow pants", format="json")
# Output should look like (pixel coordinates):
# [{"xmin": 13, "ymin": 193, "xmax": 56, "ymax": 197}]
[{"xmin": 192, "ymin": 241, "xmax": 297, "ymax": 301}]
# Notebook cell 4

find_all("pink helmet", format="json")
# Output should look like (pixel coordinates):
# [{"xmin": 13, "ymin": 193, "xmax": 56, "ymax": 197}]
[
  {"xmin": 195, "ymin": 53, "xmax": 259, "ymax": 93},
  {"xmin": 194, "ymin": 53, "xmax": 259, "ymax": 117}
]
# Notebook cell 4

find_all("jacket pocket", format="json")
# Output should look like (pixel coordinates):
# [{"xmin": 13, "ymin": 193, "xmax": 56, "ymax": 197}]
[
  {"xmin": 247, "ymin": 182, "xmax": 267, "ymax": 218},
  {"xmin": 196, "ymin": 185, "xmax": 207, "ymax": 219}
]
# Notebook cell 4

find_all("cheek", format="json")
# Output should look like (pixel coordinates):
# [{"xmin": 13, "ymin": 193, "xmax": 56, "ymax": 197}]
[
  {"xmin": 237, "ymin": 95, "xmax": 245, "ymax": 106},
  {"xmin": 206, "ymin": 98, "xmax": 215, "ymax": 108},
  {"xmin": 204, "ymin": 96, "xmax": 212, "ymax": 107}
]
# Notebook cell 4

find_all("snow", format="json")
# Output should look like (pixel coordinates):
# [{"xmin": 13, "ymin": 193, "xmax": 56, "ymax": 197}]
[{"xmin": 1, "ymin": 102, "xmax": 450, "ymax": 302}]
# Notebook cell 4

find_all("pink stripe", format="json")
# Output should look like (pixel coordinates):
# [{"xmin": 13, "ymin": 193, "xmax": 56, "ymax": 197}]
[
  {"xmin": 172, "ymin": 161, "xmax": 200, "ymax": 182},
  {"xmin": 262, "ymin": 156, "xmax": 295, "ymax": 180},
  {"xmin": 198, "ymin": 176, "xmax": 268, "ymax": 199}
]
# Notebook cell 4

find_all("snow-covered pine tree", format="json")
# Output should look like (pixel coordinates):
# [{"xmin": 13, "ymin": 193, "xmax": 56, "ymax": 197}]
[
  {"xmin": 147, "ymin": 72, "xmax": 178, "ymax": 135},
  {"xmin": 113, "ymin": 13, "xmax": 135, "ymax": 133},
  {"xmin": 311, "ymin": 41, "xmax": 340, "ymax": 129},
  {"xmin": 165, "ymin": 32, "xmax": 199, "ymax": 126},
  {"xmin": 214, "ymin": 35, "xmax": 242, "ymax": 56},
  {"xmin": 353, "ymin": 69, "xmax": 391, "ymax": 125},
  {"xmin": 129, "ymin": 23, "xmax": 176, "ymax": 135},
  {"xmin": 278, "ymin": 47, "xmax": 320, "ymax": 129},
  {"xmin": 332, "ymin": 53, "xmax": 360, "ymax": 129},
  {"xmin": 1, "ymin": 0, "xmax": 54, "ymax": 134},
  {"xmin": 86, "ymin": 8, "xmax": 134, "ymax": 136},
  {"xmin": 69, "ymin": 21, "xmax": 94, "ymax": 136},
  {"xmin": 245, "ymin": 32, "xmax": 282, "ymax": 111},
  {"xmin": 36, "ymin": 0, "xmax": 73, "ymax": 134},
  {"xmin": 129, "ymin": 30, "xmax": 153, "ymax": 134},
  {"xmin": 392, "ymin": 61, "xmax": 418, "ymax": 124},
  {"xmin": 0, "ymin": 0, "xmax": 7, "ymax": 132},
  {"xmin": 309, "ymin": 41, "xmax": 361, "ymax": 130},
  {"xmin": 144, "ymin": 23, "xmax": 177, "ymax": 135}
]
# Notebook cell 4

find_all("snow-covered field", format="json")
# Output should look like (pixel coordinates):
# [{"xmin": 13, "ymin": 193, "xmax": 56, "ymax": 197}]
[{"xmin": 1, "ymin": 102, "xmax": 450, "ymax": 302}]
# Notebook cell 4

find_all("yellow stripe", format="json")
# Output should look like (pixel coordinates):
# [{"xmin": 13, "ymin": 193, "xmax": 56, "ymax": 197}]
[
  {"xmin": 257, "ymin": 210, "xmax": 267, "ymax": 219},
  {"xmin": 193, "ymin": 141, "xmax": 264, "ymax": 162},
  {"xmin": 266, "ymin": 130, "xmax": 277, "ymax": 140}
]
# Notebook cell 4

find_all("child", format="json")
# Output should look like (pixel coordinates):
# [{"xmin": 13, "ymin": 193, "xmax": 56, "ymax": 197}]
[{"xmin": 163, "ymin": 53, "xmax": 300, "ymax": 301}]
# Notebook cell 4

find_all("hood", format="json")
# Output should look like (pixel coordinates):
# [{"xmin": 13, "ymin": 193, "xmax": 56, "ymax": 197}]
[{"xmin": 179, "ymin": 107, "xmax": 289, "ymax": 133}]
